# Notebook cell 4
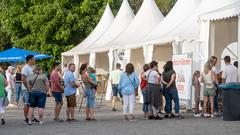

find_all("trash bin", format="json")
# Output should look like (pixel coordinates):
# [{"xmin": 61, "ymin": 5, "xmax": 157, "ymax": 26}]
[{"xmin": 218, "ymin": 83, "xmax": 240, "ymax": 121}]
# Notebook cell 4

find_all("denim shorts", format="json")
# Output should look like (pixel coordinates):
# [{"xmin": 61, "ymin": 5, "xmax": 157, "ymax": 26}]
[
  {"xmin": 85, "ymin": 89, "xmax": 95, "ymax": 108},
  {"xmin": 29, "ymin": 91, "xmax": 47, "ymax": 108},
  {"xmin": 112, "ymin": 84, "xmax": 122, "ymax": 97},
  {"xmin": 52, "ymin": 92, "xmax": 63, "ymax": 103},
  {"xmin": 22, "ymin": 89, "xmax": 30, "ymax": 106}
]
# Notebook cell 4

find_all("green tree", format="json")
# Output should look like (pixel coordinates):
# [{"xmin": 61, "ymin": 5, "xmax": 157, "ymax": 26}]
[{"xmin": 0, "ymin": 0, "xmax": 108, "ymax": 70}]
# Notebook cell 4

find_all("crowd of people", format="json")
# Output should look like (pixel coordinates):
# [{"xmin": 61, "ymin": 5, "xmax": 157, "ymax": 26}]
[
  {"xmin": 192, "ymin": 56, "xmax": 238, "ymax": 118},
  {"xmin": 0, "ymin": 54, "xmax": 239, "ymax": 125}
]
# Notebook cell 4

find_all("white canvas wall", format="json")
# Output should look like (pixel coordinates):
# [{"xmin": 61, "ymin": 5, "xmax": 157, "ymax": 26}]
[
  {"xmin": 130, "ymin": 48, "xmax": 145, "ymax": 75},
  {"xmin": 210, "ymin": 17, "xmax": 238, "ymax": 68},
  {"xmin": 95, "ymin": 52, "xmax": 109, "ymax": 75},
  {"xmin": 153, "ymin": 44, "xmax": 173, "ymax": 73}
]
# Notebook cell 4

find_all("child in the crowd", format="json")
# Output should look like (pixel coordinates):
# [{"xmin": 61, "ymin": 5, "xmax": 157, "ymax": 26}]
[
  {"xmin": 87, "ymin": 67, "xmax": 97, "ymax": 94},
  {"xmin": 192, "ymin": 70, "xmax": 201, "ymax": 117}
]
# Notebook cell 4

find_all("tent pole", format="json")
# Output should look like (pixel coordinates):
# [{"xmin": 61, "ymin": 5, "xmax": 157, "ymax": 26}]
[{"xmin": 238, "ymin": 16, "xmax": 240, "ymax": 82}]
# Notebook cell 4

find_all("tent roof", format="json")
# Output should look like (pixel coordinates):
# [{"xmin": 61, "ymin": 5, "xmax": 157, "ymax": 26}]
[
  {"xmin": 62, "ymin": 4, "xmax": 114, "ymax": 56},
  {"xmin": 92, "ymin": 0, "xmax": 164, "ymax": 52},
  {"xmin": 144, "ymin": 0, "xmax": 240, "ymax": 45},
  {"xmin": 198, "ymin": 0, "xmax": 240, "ymax": 21},
  {"xmin": 144, "ymin": 0, "xmax": 201, "ymax": 45},
  {"xmin": 81, "ymin": 0, "xmax": 135, "ymax": 54}
]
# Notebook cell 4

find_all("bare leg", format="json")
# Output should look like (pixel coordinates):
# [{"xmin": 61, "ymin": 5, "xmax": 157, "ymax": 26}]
[
  {"xmin": 66, "ymin": 108, "xmax": 70, "ymax": 120},
  {"xmin": 210, "ymin": 96, "xmax": 214, "ymax": 115},
  {"xmin": 204, "ymin": 96, "xmax": 208, "ymax": 114},
  {"xmin": 38, "ymin": 108, "xmax": 44, "ymax": 122},
  {"xmin": 70, "ymin": 107, "xmax": 75, "ymax": 119},
  {"xmin": 112, "ymin": 96, "xmax": 117, "ymax": 109},
  {"xmin": 24, "ymin": 105, "xmax": 29, "ymax": 119},
  {"xmin": 28, "ymin": 107, "xmax": 34, "ymax": 123},
  {"xmin": 86, "ymin": 108, "xmax": 90, "ymax": 119},
  {"xmin": 54, "ymin": 102, "xmax": 63, "ymax": 119},
  {"xmin": 195, "ymin": 101, "xmax": 200, "ymax": 113}
]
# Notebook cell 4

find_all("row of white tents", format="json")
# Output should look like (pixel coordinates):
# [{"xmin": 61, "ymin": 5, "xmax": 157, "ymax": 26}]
[{"xmin": 62, "ymin": 0, "xmax": 240, "ymax": 79}]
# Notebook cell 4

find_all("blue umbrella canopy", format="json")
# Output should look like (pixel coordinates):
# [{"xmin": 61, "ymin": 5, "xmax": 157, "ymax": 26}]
[{"xmin": 0, "ymin": 47, "xmax": 51, "ymax": 62}]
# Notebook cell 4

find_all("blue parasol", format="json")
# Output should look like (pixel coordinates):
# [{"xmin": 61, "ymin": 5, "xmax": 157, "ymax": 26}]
[{"xmin": 0, "ymin": 47, "xmax": 51, "ymax": 62}]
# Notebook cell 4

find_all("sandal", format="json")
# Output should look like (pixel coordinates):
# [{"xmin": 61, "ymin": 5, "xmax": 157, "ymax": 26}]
[
  {"xmin": 129, "ymin": 115, "xmax": 136, "ymax": 122},
  {"xmin": 124, "ymin": 115, "xmax": 129, "ymax": 121}
]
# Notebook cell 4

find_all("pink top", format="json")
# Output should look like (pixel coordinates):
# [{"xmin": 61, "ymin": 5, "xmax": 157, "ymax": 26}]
[{"xmin": 51, "ymin": 70, "xmax": 62, "ymax": 92}]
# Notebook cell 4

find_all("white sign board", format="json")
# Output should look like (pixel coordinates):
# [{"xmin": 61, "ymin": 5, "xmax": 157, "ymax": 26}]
[
  {"xmin": 113, "ymin": 49, "xmax": 128, "ymax": 70},
  {"xmin": 172, "ymin": 53, "xmax": 193, "ymax": 100}
]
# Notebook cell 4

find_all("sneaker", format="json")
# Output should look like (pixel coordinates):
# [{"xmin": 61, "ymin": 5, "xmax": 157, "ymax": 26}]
[
  {"xmin": 32, "ymin": 117, "xmax": 40, "ymax": 123},
  {"xmin": 124, "ymin": 115, "xmax": 129, "ymax": 121},
  {"xmin": 129, "ymin": 115, "xmax": 136, "ymax": 122},
  {"xmin": 8, "ymin": 104, "xmax": 15, "ymax": 107},
  {"xmin": 39, "ymin": 121, "xmax": 44, "ymax": 125},
  {"xmin": 211, "ymin": 114, "xmax": 215, "ymax": 118},
  {"xmin": 66, "ymin": 119, "xmax": 71, "ymax": 122},
  {"xmin": 1, "ymin": 118, "xmax": 5, "ymax": 125},
  {"xmin": 203, "ymin": 113, "xmax": 210, "ymax": 118},
  {"xmin": 176, "ymin": 114, "xmax": 184, "ymax": 119},
  {"xmin": 153, "ymin": 115, "xmax": 162, "ymax": 120},
  {"xmin": 112, "ymin": 108, "xmax": 117, "ymax": 112},
  {"xmin": 213, "ymin": 112, "xmax": 219, "ymax": 116},
  {"xmin": 53, "ymin": 118, "xmax": 64, "ymax": 123},
  {"xmin": 24, "ymin": 118, "xmax": 29, "ymax": 124},
  {"xmin": 164, "ymin": 114, "xmax": 172, "ymax": 119},
  {"xmin": 28, "ymin": 121, "xmax": 32, "ymax": 125},
  {"xmin": 194, "ymin": 113, "xmax": 201, "ymax": 117},
  {"xmin": 71, "ymin": 119, "xmax": 78, "ymax": 122},
  {"xmin": 148, "ymin": 115, "xmax": 154, "ymax": 120}
]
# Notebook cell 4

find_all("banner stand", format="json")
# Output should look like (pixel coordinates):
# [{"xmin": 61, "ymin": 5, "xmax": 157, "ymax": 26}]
[{"xmin": 172, "ymin": 53, "xmax": 193, "ymax": 110}]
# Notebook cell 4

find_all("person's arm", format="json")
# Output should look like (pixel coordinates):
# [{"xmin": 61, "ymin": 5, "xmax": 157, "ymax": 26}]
[
  {"xmin": 4, "ymin": 78, "xmax": 8, "ymax": 87},
  {"xmin": 134, "ymin": 73, "xmax": 140, "ymax": 88},
  {"xmin": 211, "ymin": 71, "xmax": 216, "ymax": 84},
  {"xmin": 69, "ymin": 74, "xmax": 79, "ymax": 88},
  {"xmin": 161, "ymin": 76, "xmax": 168, "ymax": 85},
  {"xmin": 118, "ymin": 74, "xmax": 123, "ymax": 90},
  {"xmin": 85, "ymin": 73, "xmax": 97, "ymax": 85},
  {"xmin": 222, "ymin": 70, "xmax": 226, "ymax": 83},
  {"xmin": 27, "ymin": 78, "xmax": 31, "ymax": 91},
  {"xmin": 52, "ymin": 73, "xmax": 64, "ymax": 92},
  {"xmin": 141, "ymin": 72, "xmax": 147, "ymax": 81},
  {"xmin": 21, "ymin": 74, "xmax": 28, "ymax": 89},
  {"xmin": 6, "ymin": 73, "xmax": 12, "ymax": 89},
  {"xmin": 45, "ymin": 77, "xmax": 50, "ymax": 93},
  {"xmin": 166, "ymin": 73, "xmax": 176, "ymax": 88}
]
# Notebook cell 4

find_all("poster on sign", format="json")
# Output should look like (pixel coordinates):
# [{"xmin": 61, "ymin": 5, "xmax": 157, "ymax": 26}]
[
  {"xmin": 113, "ymin": 49, "xmax": 128, "ymax": 70},
  {"xmin": 172, "ymin": 53, "xmax": 192, "ymax": 100}
]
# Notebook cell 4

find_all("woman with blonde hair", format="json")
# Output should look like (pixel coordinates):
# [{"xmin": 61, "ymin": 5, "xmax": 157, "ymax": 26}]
[
  {"xmin": 15, "ymin": 66, "xmax": 22, "ymax": 105},
  {"xmin": 201, "ymin": 62, "xmax": 216, "ymax": 118}
]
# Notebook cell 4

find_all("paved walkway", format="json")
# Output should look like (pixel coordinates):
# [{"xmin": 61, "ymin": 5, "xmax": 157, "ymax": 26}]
[{"xmin": 1, "ymin": 97, "xmax": 240, "ymax": 135}]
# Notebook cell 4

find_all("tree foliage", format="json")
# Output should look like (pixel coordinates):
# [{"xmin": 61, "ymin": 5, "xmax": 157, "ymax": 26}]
[{"xmin": 0, "ymin": 0, "xmax": 176, "ymax": 70}]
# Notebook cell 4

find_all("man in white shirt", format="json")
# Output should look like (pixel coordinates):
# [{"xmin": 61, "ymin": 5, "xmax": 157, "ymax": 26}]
[
  {"xmin": 21, "ymin": 55, "xmax": 35, "ymax": 124},
  {"xmin": 109, "ymin": 63, "xmax": 123, "ymax": 111},
  {"xmin": 222, "ymin": 56, "xmax": 238, "ymax": 83}
]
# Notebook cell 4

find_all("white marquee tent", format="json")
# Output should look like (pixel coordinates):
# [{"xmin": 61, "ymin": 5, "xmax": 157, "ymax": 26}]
[
  {"xmin": 91, "ymin": 0, "xmax": 164, "ymax": 53},
  {"xmin": 61, "ymin": 4, "xmax": 114, "ymax": 76},
  {"xmin": 197, "ymin": 0, "xmax": 240, "ymax": 80},
  {"xmin": 85, "ymin": 0, "xmax": 135, "ymax": 71},
  {"xmin": 62, "ymin": 4, "xmax": 114, "ymax": 57}
]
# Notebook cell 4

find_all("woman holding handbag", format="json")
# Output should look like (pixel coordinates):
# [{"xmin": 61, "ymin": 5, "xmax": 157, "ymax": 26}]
[
  {"xmin": 27, "ymin": 65, "xmax": 49, "ymax": 125},
  {"xmin": 118, "ymin": 63, "xmax": 139, "ymax": 121},
  {"xmin": 0, "ymin": 66, "xmax": 8, "ymax": 125},
  {"xmin": 202, "ymin": 62, "xmax": 216, "ymax": 118}
]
